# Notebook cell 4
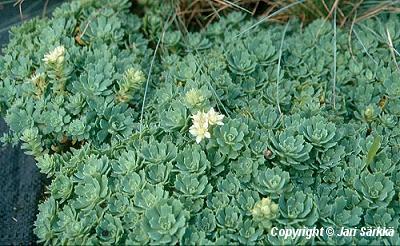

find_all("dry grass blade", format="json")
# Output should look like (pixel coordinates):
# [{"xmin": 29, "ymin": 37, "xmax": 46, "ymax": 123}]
[
  {"xmin": 206, "ymin": 0, "xmax": 221, "ymax": 18},
  {"xmin": 236, "ymin": 0, "xmax": 305, "ymax": 37},
  {"xmin": 356, "ymin": 22, "xmax": 400, "ymax": 63},
  {"xmin": 193, "ymin": 56, "xmax": 231, "ymax": 118},
  {"xmin": 0, "ymin": 0, "xmax": 56, "ymax": 39},
  {"xmin": 167, "ymin": 0, "xmax": 400, "ymax": 31},
  {"xmin": 332, "ymin": 4, "xmax": 337, "ymax": 109},
  {"xmin": 386, "ymin": 27, "xmax": 400, "ymax": 73},
  {"xmin": 42, "ymin": 0, "xmax": 49, "ymax": 18},
  {"xmin": 347, "ymin": 13, "xmax": 356, "ymax": 59},
  {"xmin": 276, "ymin": 21, "xmax": 289, "ymax": 115},
  {"xmin": 355, "ymin": 1, "xmax": 400, "ymax": 23},
  {"xmin": 340, "ymin": 0, "xmax": 364, "ymax": 26},
  {"xmin": 174, "ymin": 13, "xmax": 231, "ymax": 118},
  {"xmin": 352, "ymin": 28, "xmax": 378, "ymax": 65},
  {"xmin": 218, "ymin": 0, "xmax": 252, "ymax": 14},
  {"xmin": 13, "ymin": 0, "xmax": 24, "ymax": 20},
  {"xmin": 176, "ymin": 0, "xmax": 264, "ymax": 29},
  {"xmin": 139, "ymin": 13, "xmax": 176, "ymax": 135},
  {"xmin": 264, "ymin": 0, "xmax": 400, "ymax": 26}
]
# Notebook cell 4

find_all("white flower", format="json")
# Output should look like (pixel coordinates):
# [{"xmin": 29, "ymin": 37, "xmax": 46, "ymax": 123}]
[
  {"xmin": 189, "ymin": 111, "xmax": 209, "ymax": 143},
  {"xmin": 191, "ymin": 110, "xmax": 209, "ymax": 128},
  {"xmin": 43, "ymin": 45, "xmax": 65, "ymax": 64},
  {"xmin": 189, "ymin": 124, "xmax": 211, "ymax": 143},
  {"xmin": 189, "ymin": 108, "xmax": 225, "ymax": 143},
  {"xmin": 30, "ymin": 73, "xmax": 45, "ymax": 88},
  {"xmin": 207, "ymin": 107, "xmax": 224, "ymax": 126},
  {"xmin": 31, "ymin": 73, "xmax": 43, "ymax": 82}
]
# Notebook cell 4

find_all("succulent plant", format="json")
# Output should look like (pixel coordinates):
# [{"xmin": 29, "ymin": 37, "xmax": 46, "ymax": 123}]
[
  {"xmin": 299, "ymin": 115, "xmax": 339, "ymax": 151},
  {"xmin": 230, "ymin": 152, "xmax": 260, "ymax": 183},
  {"xmin": 253, "ymin": 166, "xmax": 292, "ymax": 199},
  {"xmin": 50, "ymin": 174, "xmax": 74, "ymax": 203},
  {"xmin": 133, "ymin": 184, "xmax": 168, "ymax": 212},
  {"xmin": 206, "ymin": 192, "xmax": 230, "ymax": 211},
  {"xmin": 217, "ymin": 172, "xmax": 241, "ymax": 196},
  {"xmin": 354, "ymin": 171, "xmax": 395, "ymax": 208},
  {"xmin": 141, "ymin": 139, "xmax": 177, "ymax": 164},
  {"xmin": 268, "ymin": 128, "xmax": 313, "ymax": 170},
  {"xmin": 246, "ymin": 34, "xmax": 277, "ymax": 66},
  {"xmin": 226, "ymin": 49, "xmax": 257, "ymax": 75},
  {"xmin": 174, "ymin": 174, "xmax": 212, "ymax": 198},
  {"xmin": 95, "ymin": 214, "xmax": 124, "ymax": 245},
  {"xmin": 216, "ymin": 205, "xmax": 242, "ymax": 231},
  {"xmin": 174, "ymin": 144, "xmax": 210, "ymax": 175},
  {"xmin": 194, "ymin": 208, "xmax": 217, "ymax": 233},
  {"xmin": 364, "ymin": 207, "xmax": 399, "ymax": 228},
  {"xmin": 73, "ymin": 175, "xmax": 109, "ymax": 211},
  {"xmin": 142, "ymin": 198, "xmax": 190, "ymax": 244},
  {"xmin": 234, "ymin": 189, "xmax": 260, "ymax": 216},
  {"xmin": 209, "ymin": 118, "xmax": 249, "ymax": 159},
  {"xmin": 278, "ymin": 191, "xmax": 319, "ymax": 226},
  {"xmin": 234, "ymin": 219, "xmax": 264, "ymax": 245}
]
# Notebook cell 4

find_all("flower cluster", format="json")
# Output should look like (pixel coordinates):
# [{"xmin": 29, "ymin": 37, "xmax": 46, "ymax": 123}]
[
  {"xmin": 42, "ymin": 45, "xmax": 65, "ymax": 65},
  {"xmin": 251, "ymin": 197, "xmax": 279, "ymax": 228},
  {"xmin": 189, "ymin": 108, "xmax": 224, "ymax": 143}
]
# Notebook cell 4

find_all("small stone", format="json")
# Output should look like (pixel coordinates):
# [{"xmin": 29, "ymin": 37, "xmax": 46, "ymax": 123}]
[{"xmin": 263, "ymin": 148, "xmax": 273, "ymax": 159}]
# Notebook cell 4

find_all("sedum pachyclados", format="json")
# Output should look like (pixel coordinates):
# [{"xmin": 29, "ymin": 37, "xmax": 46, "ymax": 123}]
[{"xmin": 0, "ymin": 0, "xmax": 400, "ymax": 245}]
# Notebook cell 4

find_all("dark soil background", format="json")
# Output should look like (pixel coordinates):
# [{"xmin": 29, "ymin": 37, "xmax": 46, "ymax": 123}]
[{"xmin": 0, "ymin": 1, "xmax": 64, "ymax": 244}]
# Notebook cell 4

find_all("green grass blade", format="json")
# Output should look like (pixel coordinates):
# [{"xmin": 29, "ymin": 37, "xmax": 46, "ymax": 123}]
[{"xmin": 366, "ymin": 135, "xmax": 382, "ymax": 166}]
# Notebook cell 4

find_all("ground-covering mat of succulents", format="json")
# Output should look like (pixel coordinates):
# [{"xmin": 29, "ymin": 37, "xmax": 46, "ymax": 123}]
[{"xmin": 0, "ymin": 0, "xmax": 400, "ymax": 245}]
